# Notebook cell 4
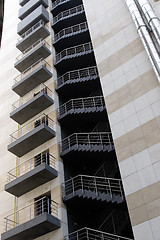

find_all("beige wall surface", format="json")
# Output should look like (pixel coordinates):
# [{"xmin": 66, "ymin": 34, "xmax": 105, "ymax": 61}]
[
  {"xmin": 83, "ymin": 0, "xmax": 160, "ymax": 239},
  {"xmin": 0, "ymin": 0, "xmax": 20, "ymax": 235},
  {"xmin": 0, "ymin": 0, "xmax": 67, "ymax": 239}
]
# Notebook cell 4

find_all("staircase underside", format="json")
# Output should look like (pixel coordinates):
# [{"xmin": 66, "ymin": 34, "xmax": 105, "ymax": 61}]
[
  {"xmin": 63, "ymin": 189, "xmax": 124, "ymax": 205},
  {"xmin": 58, "ymin": 106, "xmax": 106, "ymax": 125}
]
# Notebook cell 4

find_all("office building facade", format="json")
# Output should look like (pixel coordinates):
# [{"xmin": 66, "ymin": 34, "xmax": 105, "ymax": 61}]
[{"xmin": 0, "ymin": 0, "xmax": 160, "ymax": 240}]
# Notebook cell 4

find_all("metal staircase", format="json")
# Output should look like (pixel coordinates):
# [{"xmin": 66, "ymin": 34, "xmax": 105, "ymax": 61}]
[
  {"xmin": 59, "ymin": 132, "xmax": 114, "ymax": 156},
  {"xmin": 62, "ymin": 175, "xmax": 124, "ymax": 204},
  {"xmin": 57, "ymin": 96, "xmax": 105, "ymax": 120},
  {"xmin": 64, "ymin": 227, "xmax": 133, "ymax": 240}
]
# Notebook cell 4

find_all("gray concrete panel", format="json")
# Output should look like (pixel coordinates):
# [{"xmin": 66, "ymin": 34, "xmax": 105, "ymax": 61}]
[
  {"xmin": 5, "ymin": 163, "xmax": 58, "ymax": 197},
  {"xmin": 17, "ymin": 6, "xmax": 49, "ymax": 35},
  {"xmin": 12, "ymin": 65, "xmax": 52, "ymax": 97},
  {"xmin": 10, "ymin": 92, "xmax": 54, "ymax": 124},
  {"xmin": 16, "ymin": 25, "xmax": 50, "ymax": 51},
  {"xmin": 1, "ymin": 213, "xmax": 61, "ymax": 240},
  {"xmin": 14, "ymin": 43, "xmax": 51, "ymax": 72},
  {"xmin": 8, "ymin": 124, "xmax": 56, "ymax": 157},
  {"xmin": 19, "ymin": 0, "xmax": 48, "ymax": 20}
]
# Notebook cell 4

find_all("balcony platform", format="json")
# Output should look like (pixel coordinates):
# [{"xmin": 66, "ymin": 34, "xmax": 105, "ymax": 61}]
[
  {"xmin": 17, "ymin": 6, "xmax": 49, "ymax": 35},
  {"xmin": 19, "ymin": 0, "xmax": 29, "ymax": 7},
  {"xmin": 1, "ymin": 213, "xmax": 61, "ymax": 240},
  {"xmin": 10, "ymin": 92, "xmax": 54, "ymax": 125},
  {"xmin": 16, "ymin": 24, "xmax": 50, "ymax": 52},
  {"xmin": 8, "ymin": 124, "xmax": 56, "ymax": 157},
  {"xmin": 19, "ymin": 0, "xmax": 48, "ymax": 20},
  {"xmin": 5, "ymin": 163, "xmax": 58, "ymax": 197},
  {"xmin": 13, "ymin": 64, "xmax": 52, "ymax": 97},
  {"xmin": 14, "ymin": 43, "xmax": 51, "ymax": 72}
]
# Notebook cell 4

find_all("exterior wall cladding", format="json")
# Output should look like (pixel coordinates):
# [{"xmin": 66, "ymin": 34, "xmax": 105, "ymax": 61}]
[{"xmin": 0, "ymin": 0, "xmax": 160, "ymax": 240}]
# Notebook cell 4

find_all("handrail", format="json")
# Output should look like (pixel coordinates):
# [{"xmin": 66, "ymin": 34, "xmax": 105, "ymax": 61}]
[
  {"xmin": 17, "ymin": 20, "xmax": 49, "ymax": 43},
  {"xmin": 12, "ymin": 83, "xmax": 53, "ymax": 111},
  {"xmin": 7, "ymin": 153, "xmax": 56, "ymax": 183},
  {"xmin": 15, "ymin": 39, "xmax": 50, "ymax": 62},
  {"xmin": 59, "ymin": 132, "xmax": 113, "ymax": 153},
  {"xmin": 54, "ymin": 22, "xmax": 88, "ymax": 43},
  {"xmin": 13, "ymin": 58, "xmax": 51, "ymax": 85},
  {"xmin": 55, "ymin": 66, "xmax": 98, "ymax": 89},
  {"xmin": 4, "ymin": 196, "xmax": 59, "ymax": 232},
  {"xmin": 52, "ymin": 0, "xmax": 71, "ymax": 10},
  {"xmin": 64, "ymin": 227, "xmax": 133, "ymax": 240},
  {"xmin": 57, "ymin": 96, "xmax": 105, "ymax": 117},
  {"xmin": 52, "ymin": 4, "xmax": 84, "ymax": 25},
  {"xmin": 55, "ymin": 42, "xmax": 93, "ymax": 64},
  {"xmin": 62, "ymin": 175, "xmax": 124, "ymax": 199},
  {"xmin": 10, "ymin": 113, "xmax": 54, "ymax": 143}
]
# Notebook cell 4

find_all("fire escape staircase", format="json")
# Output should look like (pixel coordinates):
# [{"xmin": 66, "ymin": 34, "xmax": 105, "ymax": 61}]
[
  {"xmin": 57, "ymin": 96, "xmax": 106, "ymax": 123},
  {"xmin": 64, "ymin": 227, "xmax": 133, "ymax": 240},
  {"xmin": 55, "ymin": 66, "xmax": 99, "ymax": 95},
  {"xmin": 60, "ymin": 132, "xmax": 114, "ymax": 157},
  {"xmin": 62, "ymin": 175, "xmax": 124, "ymax": 205}
]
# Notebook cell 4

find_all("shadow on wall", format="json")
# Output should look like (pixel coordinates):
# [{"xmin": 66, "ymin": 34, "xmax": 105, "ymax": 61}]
[{"xmin": 0, "ymin": 0, "xmax": 4, "ymax": 47}]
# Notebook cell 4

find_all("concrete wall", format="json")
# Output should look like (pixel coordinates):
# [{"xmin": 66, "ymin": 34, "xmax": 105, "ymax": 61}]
[{"xmin": 83, "ymin": 0, "xmax": 160, "ymax": 239}]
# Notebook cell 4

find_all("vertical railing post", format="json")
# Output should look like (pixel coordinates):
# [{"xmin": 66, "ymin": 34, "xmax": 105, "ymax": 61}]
[
  {"xmin": 30, "ymin": 158, "xmax": 32, "ymax": 171},
  {"xmin": 86, "ymin": 229, "xmax": 89, "ymax": 240},
  {"xmin": 101, "ymin": 233, "xmax": 104, "ymax": 240},
  {"xmin": 99, "ymin": 133, "xmax": 103, "ymax": 151},
  {"xmin": 108, "ymin": 133, "xmax": 112, "ymax": 149},
  {"xmin": 88, "ymin": 134, "xmax": 90, "ymax": 149},
  {"xmin": 82, "ymin": 98, "xmax": 84, "ymax": 108},
  {"xmin": 30, "ymin": 205, "xmax": 31, "ymax": 220},
  {"xmin": 42, "ymin": 198, "xmax": 44, "ymax": 214},
  {"xmin": 81, "ymin": 175, "xmax": 84, "ymax": 193},
  {"xmin": 46, "ymin": 152, "xmax": 48, "ymax": 164},
  {"xmin": 41, "ymin": 152, "xmax": 43, "ymax": 165},
  {"xmin": 76, "ymin": 134, "xmax": 78, "ymax": 148},
  {"xmin": 72, "ymin": 178, "xmax": 75, "ymax": 195},
  {"xmin": 108, "ymin": 179, "xmax": 112, "ymax": 198},
  {"xmin": 94, "ymin": 177, "xmax": 98, "ymax": 196},
  {"xmin": 68, "ymin": 136, "xmax": 71, "ymax": 151},
  {"xmin": 119, "ymin": 180, "xmax": 123, "ymax": 199},
  {"xmin": 47, "ymin": 197, "xmax": 50, "ymax": 214}
]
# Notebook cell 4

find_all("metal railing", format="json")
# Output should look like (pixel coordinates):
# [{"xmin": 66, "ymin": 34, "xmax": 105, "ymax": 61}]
[
  {"xmin": 64, "ymin": 227, "xmax": 133, "ymax": 240},
  {"xmin": 10, "ymin": 113, "xmax": 54, "ymax": 143},
  {"xmin": 60, "ymin": 132, "xmax": 113, "ymax": 152},
  {"xmin": 52, "ymin": 0, "xmax": 71, "ymax": 10},
  {"xmin": 57, "ymin": 96, "xmax": 105, "ymax": 118},
  {"xmin": 13, "ymin": 58, "xmax": 51, "ymax": 85},
  {"xmin": 15, "ymin": 39, "xmax": 50, "ymax": 62},
  {"xmin": 54, "ymin": 22, "xmax": 88, "ymax": 43},
  {"xmin": 55, "ymin": 42, "xmax": 93, "ymax": 64},
  {"xmin": 12, "ymin": 84, "xmax": 53, "ymax": 111},
  {"xmin": 62, "ymin": 175, "xmax": 124, "ymax": 199},
  {"xmin": 17, "ymin": 20, "xmax": 49, "ymax": 43},
  {"xmin": 55, "ymin": 66, "xmax": 99, "ymax": 89},
  {"xmin": 52, "ymin": 4, "xmax": 84, "ymax": 25},
  {"xmin": 7, "ymin": 153, "xmax": 56, "ymax": 183},
  {"xmin": 4, "ymin": 196, "xmax": 58, "ymax": 232}
]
